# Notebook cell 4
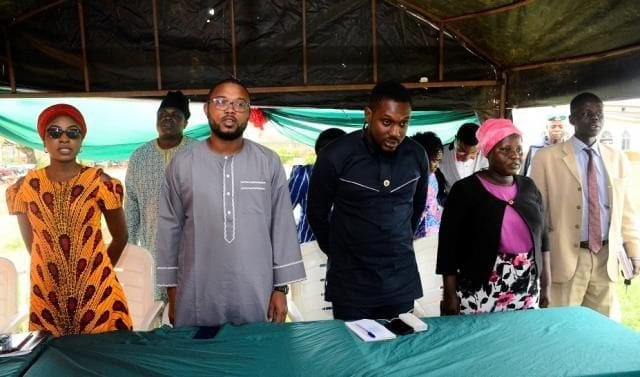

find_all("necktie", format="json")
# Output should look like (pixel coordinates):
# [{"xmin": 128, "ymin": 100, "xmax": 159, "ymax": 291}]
[{"xmin": 585, "ymin": 148, "xmax": 602, "ymax": 253}]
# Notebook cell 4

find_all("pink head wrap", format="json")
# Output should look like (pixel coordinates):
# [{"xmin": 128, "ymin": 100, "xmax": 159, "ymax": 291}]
[{"xmin": 476, "ymin": 118, "xmax": 522, "ymax": 157}]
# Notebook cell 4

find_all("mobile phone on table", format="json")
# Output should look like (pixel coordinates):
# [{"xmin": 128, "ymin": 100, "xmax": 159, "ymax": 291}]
[{"xmin": 384, "ymin": 318, "xmax": 414, "ymax": 336}]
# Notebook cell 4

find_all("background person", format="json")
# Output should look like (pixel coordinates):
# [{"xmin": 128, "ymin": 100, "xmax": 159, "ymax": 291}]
[
  {"xmin": 530, "ymin": 92, "xmax": 640, "ymax": 317},
  {"xmin": 438, "ymin": 123, "xmax": 488, "ymax": 196},
  {"xmin": 6, "ymin": 104, "xmax": 132, "ymax": 336},
  {"xmin": 307, "ymin": 81, "xmax": 428, "ymax": 320},
  {"xmin": 124, "ymin": 91, "xmax": 196, "ymax": 300},
  {"xmin": 156, "ymin": 79, "xmax": 305, "ymax": 328},
  {"xmin": 288, "ymin": 128, "xmax": 346, "ymax": 243},
  {"xmin": 522, "ymin": 114, "xmax": 567, "ymax": 175},
  {"xmin": 437, "ymin": 118, "xmax": 550, "ymax": 315},
  {"xmin": 411, "ymin": 131, "xmax": 444, "ymax": 238}
]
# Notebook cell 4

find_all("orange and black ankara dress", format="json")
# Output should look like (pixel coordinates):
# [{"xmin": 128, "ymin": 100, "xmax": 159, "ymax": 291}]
[{"xmin": 6, "ymin": 167, "xmax": 132, "ymax": 336}]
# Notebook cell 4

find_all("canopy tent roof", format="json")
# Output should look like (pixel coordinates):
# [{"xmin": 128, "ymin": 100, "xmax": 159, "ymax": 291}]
[{"xmin": 1, "ymin": 0, "xmax": 639, "ymax": 115}]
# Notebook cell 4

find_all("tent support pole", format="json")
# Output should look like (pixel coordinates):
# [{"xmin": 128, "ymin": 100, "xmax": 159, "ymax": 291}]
[
  {"xmin": 2, "ymin": 30, "xmax": 16, "ymax": 93},
  {"xmin": 302, "ymin": 0, "xmax": 308, "ymax": 84},
  {"xmin": 371, "ymin": 0, "xmax": 378, "ymax": 83},
  {"xmin": 500, "ymin": 71, "xmax": 507, "ymax": 118},
  {"xmin": 230, "ymin": 0, "xmax": 237, "ymax": 78},
  {"xmin": 77, "ymin": 0, "xmax": 90, "ymax": 92},
  {"xmin": 151, "ymin": 0, "xmax": 162, "ymax": 90},
  {"xmin": 438, "ymin": 23, "xmax": 444, "ymax": 80}
]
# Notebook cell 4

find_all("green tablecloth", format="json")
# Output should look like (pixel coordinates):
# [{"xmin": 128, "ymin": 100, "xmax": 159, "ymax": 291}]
[
  {"xmin": 0, "ymin": 342, "xmax": 47, "ymax": 377},
  {"xmin": 6, "ymin": 307, "xmax": 640, "ymax": 377}
]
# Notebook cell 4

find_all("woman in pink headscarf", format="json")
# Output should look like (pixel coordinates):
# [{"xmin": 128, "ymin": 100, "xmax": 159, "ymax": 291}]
[{"xmin": 436, "ymin": 118, "xmax": 551, "ymax": 315}]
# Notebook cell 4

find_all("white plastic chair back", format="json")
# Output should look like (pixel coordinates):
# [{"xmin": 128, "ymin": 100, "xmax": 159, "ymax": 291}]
[
  {"xmin": 289, "ymin": 241, "xmax": 333, "ymax": 321},
  {"xmin": 115, "ymin": 244, "xmax": 164, "ymax": 331},
  {"xmin": 413, "ymin": 235, "xmax": 442, "ymax": 317},
  {"xmin": 0, "ymin": 257, "xmax": 26, "ymax": 333}
]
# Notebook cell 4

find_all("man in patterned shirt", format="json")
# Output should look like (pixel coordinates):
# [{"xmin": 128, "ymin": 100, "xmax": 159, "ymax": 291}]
[{"xmin": 124, "ymin": 91, "xmax": 196, "ymax": 300}]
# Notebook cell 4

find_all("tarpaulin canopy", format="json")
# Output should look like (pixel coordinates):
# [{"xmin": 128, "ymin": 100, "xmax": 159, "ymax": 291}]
[
  {"xmin": 0, "ymin": 98, "xmax": 476, "ymax": 160},
  {"xmin": 1, "ymin": 0, "xmax": 639, "ymax": 114}
]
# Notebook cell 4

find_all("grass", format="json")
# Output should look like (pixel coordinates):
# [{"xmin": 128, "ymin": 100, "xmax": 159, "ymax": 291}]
[{"xmin": 617, "ymin": 278, "xmax": 640, "ymax": 331}]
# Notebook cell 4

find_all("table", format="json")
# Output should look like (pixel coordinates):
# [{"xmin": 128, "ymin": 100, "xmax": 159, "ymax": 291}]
[
  {"xmin": 5, "ymin": 307, "xmax": 640, "ymax": 377},
  {"xmin": 0, "ymin": 345, "xmax": 45, "ymax": 377}
]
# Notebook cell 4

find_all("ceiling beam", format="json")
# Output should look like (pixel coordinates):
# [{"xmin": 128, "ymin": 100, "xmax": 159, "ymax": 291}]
[
  {"xmin": 6, "ymin": 0, "xmax": 66, "ymax": 28},
  {"xmin": 390, "ymin": 0, "xmax": 501, "ymax": 69},
  {"xmin": 444, "ymin": 23, "xmax": 503, "ymax": 69},
  {"xmin": 0, "ymin": 79, "xmax": 499, "ymax": 99},
  {"xmin": 390, "ymin": 0, "xmax": 442, "ymax": 23},
  {"xmin": 443, "ymin": 0, "xmax": 535, "ymax": 23},
  {"xmin": 508, "ymin": 43, "xmax": 640, "ymax": 72}
]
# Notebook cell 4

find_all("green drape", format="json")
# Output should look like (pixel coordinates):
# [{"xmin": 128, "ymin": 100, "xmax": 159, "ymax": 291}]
[
  {"xmin": 0, "ymin": 99, "xmax": 476, "ymax": 161},
  {"xmin": 264, "ymin": 108, "xmax": 477, "ymax": 147}
]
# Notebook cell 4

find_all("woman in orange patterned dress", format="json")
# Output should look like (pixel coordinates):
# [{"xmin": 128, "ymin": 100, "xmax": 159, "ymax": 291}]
[{"xmin": 6, "ymin": 104, "xmax": 132, "ymax": 336}]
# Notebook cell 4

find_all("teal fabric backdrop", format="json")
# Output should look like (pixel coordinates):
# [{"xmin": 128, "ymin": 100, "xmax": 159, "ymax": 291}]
[
  {"xmin": 264, "ymin": 108, "xmax": 477, "ymax": 147},
  {"xmin": 0, "ymin": 99, "xmax": 477, "ymax": 161}
]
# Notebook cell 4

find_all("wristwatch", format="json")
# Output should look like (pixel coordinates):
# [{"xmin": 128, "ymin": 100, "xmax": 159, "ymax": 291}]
[{"xmin": 273, "ymin": 285, "xmax": 289, "ymax": 295}]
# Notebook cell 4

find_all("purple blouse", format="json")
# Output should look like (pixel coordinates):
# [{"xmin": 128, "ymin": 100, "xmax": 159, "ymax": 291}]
[{"xmin": 477, "ymin": 175, "xmax": 533, "ymax": 254}]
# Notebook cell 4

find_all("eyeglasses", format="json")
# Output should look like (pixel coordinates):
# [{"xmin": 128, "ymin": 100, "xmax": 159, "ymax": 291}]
[
  {"xmin": 46, "ymin": 127, "xmax": 82, "ymax": 139},
  {"xmin": 207, "ymin": 97, "xmax": 250, "ymax": 112}
]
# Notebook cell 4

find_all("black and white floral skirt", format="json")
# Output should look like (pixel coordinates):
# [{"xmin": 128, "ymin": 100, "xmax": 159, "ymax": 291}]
[{"xmin": 458, "ymin": 251, "xmax": 539, "ymax": 314}]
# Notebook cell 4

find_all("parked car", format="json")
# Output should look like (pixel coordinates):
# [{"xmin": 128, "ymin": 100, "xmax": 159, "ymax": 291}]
[{"xmin": 0, "ymin": 167, "xmax": 18, "ymax": 184}]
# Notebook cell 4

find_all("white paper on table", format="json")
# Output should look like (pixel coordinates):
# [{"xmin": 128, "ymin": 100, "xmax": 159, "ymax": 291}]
[{"xmin": 345, "ymin": 319, "xmax": 397, "ymax": 342}]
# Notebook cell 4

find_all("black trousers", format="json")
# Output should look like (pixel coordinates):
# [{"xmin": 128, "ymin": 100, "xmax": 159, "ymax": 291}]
[{"xmin": 332, "ymin": 301, "xmax": 414, "ymax": 321}]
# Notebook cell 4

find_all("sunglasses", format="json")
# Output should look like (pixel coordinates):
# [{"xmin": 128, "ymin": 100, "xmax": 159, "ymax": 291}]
[{"xmin": 46, "ymin": 127, "xmax": 83, "ymax": 139}]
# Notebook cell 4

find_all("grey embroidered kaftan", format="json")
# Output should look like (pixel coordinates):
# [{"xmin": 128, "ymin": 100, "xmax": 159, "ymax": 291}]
[{"xmin": 156, "ymin": 140, "xmax": 305, "ymax": 327}]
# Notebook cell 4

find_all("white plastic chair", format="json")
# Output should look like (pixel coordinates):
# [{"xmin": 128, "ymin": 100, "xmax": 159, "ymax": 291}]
[
  {"xmin": 115, "ymin": 244, "xmax": 164, "ymax": 331},
  {"xmin": 413, "ymin": 235, "xmax": 442, "ymax": 317},
  {"xmin": 0, "ymin": 257, "xmax": 27, "ymax": 333},
  {"xmin": 289, "ymin": 241, "xmax": 333, "ymax": 321}
]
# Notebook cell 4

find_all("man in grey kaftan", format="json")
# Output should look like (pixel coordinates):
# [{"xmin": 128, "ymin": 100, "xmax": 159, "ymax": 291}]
[{"xmin": 156, "ymin": 79, "xmax": 305, "ymax": 327}]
